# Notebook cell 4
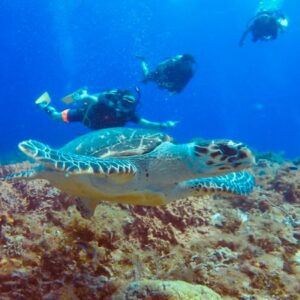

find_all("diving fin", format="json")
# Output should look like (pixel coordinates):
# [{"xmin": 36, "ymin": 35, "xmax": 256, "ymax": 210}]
[
  {"xmin": 61, "ymin": 92, "xmax": 76, "ymax": 104},
  {"xmin": 61, "ymin": 87, "xmax": 88, "ymax": 104},
  {"xmin": 35, "ymin": 92, "xmax": 51, "ymax": 105}
]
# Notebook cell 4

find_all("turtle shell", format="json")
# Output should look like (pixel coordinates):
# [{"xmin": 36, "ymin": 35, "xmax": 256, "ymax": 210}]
[{"xmin": 60, "ymin": 127, "xmax": 173, "ymax": 158}]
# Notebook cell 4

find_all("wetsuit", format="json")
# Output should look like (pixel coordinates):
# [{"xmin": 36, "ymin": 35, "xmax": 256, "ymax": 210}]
[
  {"xmin": 141, "ymin": 54, "xmax": 196, "ymax": 93},
  {"xmin": 239, "ymin": 11, "xmax": 286, "ymax": 46},
  {"xmin": 251, "ymin": 13, "xmax": 279, "ymax": 41},
  {"xmin": 62, "ymin": 92, "xmax": 140, "ymax": 129},
  {"xmin": 151, "ymin": 58, "xmax": 195, "ymax": 93}
]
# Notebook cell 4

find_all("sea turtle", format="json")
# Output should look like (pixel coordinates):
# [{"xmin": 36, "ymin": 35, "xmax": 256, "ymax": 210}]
[{"xmin": 3, "ymin": 128, "xmax": 255, "ymax": 216}]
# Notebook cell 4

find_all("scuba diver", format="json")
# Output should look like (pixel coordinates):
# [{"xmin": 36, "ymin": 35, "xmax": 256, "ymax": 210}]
[
  {"xmin": 239, "ymin": 10, "xmax": 288, "ymax": 47},
  {"xmin": 136, "ymin": 54, "xmax": 196, "ymax": 94},
  {"xmin": 35, "ymin": 88, "xmax": 178, "ymax": 130}
]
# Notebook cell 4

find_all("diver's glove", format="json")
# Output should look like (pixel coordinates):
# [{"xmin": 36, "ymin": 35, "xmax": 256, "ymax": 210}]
[{"xmin": 160, "ymin": 120, "xmax": 179, "ymax": 128}]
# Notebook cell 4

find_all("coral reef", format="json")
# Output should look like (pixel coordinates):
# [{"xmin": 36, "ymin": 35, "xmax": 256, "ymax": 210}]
[
  {"xmin": 0, "ymin": 158, "xmax": 300, "ymax": 299},
  {"xmin": 112, "ymin": 280, "xmax": 222, "ymax": 300}
]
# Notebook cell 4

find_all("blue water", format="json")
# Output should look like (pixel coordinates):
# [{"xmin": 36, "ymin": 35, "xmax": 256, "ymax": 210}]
[{"xmin": 1, "ymin": 0, "xmax": 300, "ymax": 162}]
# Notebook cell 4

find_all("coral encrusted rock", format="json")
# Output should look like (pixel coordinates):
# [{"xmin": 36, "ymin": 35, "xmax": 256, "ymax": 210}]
[{"xmin": 112, "ymin": 279, "xmax": 223, "ymax": 300}]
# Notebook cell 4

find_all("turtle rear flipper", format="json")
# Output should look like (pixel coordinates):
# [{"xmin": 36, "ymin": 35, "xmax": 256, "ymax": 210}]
[
  {"xmin": 1, "ymin": 167, "xmax": 40, "ymax": 181},
  {"xmin": 18, "ymin": 140, "xmax": 137, "ymax": 183},
  {"xmin": 172, "ymin": 171, "xmax": 255, "ymax": 199}
]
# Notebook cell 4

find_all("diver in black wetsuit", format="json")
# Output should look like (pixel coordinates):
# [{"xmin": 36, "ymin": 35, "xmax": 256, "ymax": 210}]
[
  {"xmin": 35, "ymin": 88, "xmax": 177, "ymax": 130},
  {"xmin": 239, "ymin": 10, "xmax": 288, "ymax": 47},
  {"xmin": 137, "ymin": 54, "xmax": 196, "ymax": 94}
]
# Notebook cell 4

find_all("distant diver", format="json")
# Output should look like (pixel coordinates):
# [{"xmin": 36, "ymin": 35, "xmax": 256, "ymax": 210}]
[
  {"xmin": 239, "ymin": 10, "xmax": 288, "ymax": 47},
  {"xmin": 136, "ymin": 54, "xmax": 196, "ymax": 94},
  {"xmin": 35, "ymin": 88, "xmax": 178, "ymax": 130}
]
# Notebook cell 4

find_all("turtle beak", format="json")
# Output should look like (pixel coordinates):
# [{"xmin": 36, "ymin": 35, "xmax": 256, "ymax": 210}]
[{"xmin": 241, "ymin": 148, "xmax": 256, "ymax": 165}]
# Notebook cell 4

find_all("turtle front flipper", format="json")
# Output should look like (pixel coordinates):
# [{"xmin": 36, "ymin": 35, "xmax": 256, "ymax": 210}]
[
  {"xmin": 18, "ymin": 140, "xmax": 137, "ymax": 182},
  {"xmin": 172, "ymin": 171, "xmax": 255, "ymax": 199}
]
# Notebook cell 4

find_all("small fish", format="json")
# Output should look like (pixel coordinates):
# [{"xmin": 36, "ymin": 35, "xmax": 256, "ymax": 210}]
[{"xmin": 288, "ymin": 166, "xmax": 298, "ymax": 171}]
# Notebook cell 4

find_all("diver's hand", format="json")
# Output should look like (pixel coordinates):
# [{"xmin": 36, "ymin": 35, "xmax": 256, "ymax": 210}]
[{"xmin": 161, "ymin": 120, "xmax": 179, "ymax": 128}]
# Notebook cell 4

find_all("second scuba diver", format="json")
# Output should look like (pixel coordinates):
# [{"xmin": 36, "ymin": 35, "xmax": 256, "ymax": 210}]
[{"xmin": 137, "ymin": 54, "xmax": 196, "ymax": 94}]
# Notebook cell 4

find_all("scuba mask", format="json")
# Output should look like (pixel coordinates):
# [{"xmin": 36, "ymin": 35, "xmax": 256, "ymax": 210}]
[
  {"xmin": 119, "ymin": 94, "xmax": 137, "ymax": 112},
  {"xmin": 104, "ymin": 89, "xmax": 139, "ymax": 113},
  {"xmin": 120, "ymin": 87, "xmax": 140, "ymax": 112}
]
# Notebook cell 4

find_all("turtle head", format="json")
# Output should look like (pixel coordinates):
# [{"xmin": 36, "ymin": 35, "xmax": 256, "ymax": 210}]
[{"xmin": 190, "ymin": 139, "xmax": 255, "ymax": 177}]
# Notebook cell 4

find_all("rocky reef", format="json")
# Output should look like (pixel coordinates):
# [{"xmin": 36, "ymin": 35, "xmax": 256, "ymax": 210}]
[{"xmin": 0, "ymin": 157, "xmax": 300, "ymax": 299}]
